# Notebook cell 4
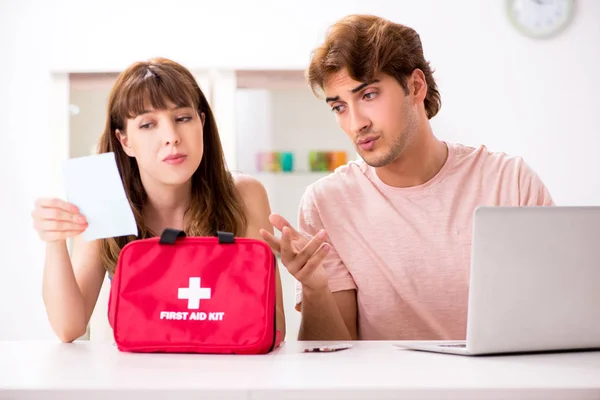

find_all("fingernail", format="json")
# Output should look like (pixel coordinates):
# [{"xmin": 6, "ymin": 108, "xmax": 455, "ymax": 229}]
[
  {"xmin": 317, "ymin": 230, "xmax": 327, "ymax": 239},
  {"xmin": 77, "ymin": 216, "xmax": 86, "ymax": 224},
  {"xmin": 322, "ymin": 243, "xmax": 330, "ymax": 251}
]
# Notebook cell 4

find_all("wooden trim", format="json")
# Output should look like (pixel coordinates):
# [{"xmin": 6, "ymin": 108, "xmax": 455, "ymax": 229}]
[
  {"xmin": 235, "ymin": 70, "xmax": 309, "ymax": 90},
  {"xmin": 69, "ymin": 70, "xmax": 311, "ymax": 91},
  {"xmin": 69, "ymin": 73, "xmax": 119, "ymax": 90}
]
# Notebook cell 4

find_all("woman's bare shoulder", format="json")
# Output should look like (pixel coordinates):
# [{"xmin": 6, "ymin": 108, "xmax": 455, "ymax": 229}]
[
  {"xmin": 232, "ymin": 173, "xmax": 272, "ymax": 236},
  {"xmin": 233, "ymin": 173, "xmax": 269, "ymax": 202}
]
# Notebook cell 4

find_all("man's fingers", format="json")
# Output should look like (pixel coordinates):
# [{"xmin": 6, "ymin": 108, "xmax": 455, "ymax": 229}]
[
  {"xmin": 280, "ymin": 226, "xmax": 295, "ymax": 261},
  {"xmin": 294, "ymin": 229, "xmax": 327, "ymax": 266},
  {"xmin": 259, "ymin": 229, "xmax": 281, "ymax": 253},
  {"xmin": 268, "ymin": 214, "xmax": 291, "ymax": 231},
  {"xmin": 278, "ymin": 227, "xmax": 302, "ymax": 276},
  {"xmin": 294, "ymin": 243, "xmax": 331, "ymax": 282},
  {"xmin": 269, "ymin": 214, "xmax": 302, "ymax": 239}
]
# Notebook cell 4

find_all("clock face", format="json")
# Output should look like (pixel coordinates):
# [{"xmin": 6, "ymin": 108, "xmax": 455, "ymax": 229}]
[{"xmin": 506, "ymin": 0, "xmax": 575, "ymax": 39}]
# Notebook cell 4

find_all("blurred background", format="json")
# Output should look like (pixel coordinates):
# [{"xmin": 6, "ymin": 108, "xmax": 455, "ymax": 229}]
[{"xmin": 0, "ymin": 0, "xmax": 598, "ymax": 342}]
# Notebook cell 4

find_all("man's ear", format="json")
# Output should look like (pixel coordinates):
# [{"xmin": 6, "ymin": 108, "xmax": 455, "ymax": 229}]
[
  {"xmin": 409, "ymin": 68, "xmax": 428, "ymax": 103},
  {"xmin": 115, "ymin": 129, "xmax": 134, "ymax": 157}
]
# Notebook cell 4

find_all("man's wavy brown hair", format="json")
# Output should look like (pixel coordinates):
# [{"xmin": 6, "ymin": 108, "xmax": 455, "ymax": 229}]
[{"xmin": 307, "ymin": 14, "xmax": 441, "ymax": 119}]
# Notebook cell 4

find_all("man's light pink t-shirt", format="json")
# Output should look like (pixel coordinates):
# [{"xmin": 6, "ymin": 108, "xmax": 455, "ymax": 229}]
[{"xmin": 296, "ymin": 142, "xmax": 554, "ymax": 340}]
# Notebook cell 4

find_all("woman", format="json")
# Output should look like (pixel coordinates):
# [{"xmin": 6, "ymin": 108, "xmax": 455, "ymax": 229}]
[{"xmin": 31, "ymin": 57, "xmax": 286, "ymax": 343}]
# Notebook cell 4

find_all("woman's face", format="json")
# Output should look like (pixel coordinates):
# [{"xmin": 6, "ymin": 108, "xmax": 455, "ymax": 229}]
[{"xmin": 117, "ymin": 102, "xmax": 205, "ymax": 187}]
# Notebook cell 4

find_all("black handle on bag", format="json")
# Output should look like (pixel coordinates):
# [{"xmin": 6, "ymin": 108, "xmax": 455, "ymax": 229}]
[
  {"xmin": 159, "ymin": 228, "xmax": 186, "ymax": 244},
  {"xmin": 159, "ymin": 229, "xmax": 235, "ymax": 245},
  {"xmin": 216, "ymin": 231, "xmax": 235, "ymax": 244}
]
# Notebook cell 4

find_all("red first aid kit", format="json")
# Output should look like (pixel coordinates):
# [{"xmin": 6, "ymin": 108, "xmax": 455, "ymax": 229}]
[{"xmin": 108, "ymin": 228, "xmax": 281, "ymax": 354}]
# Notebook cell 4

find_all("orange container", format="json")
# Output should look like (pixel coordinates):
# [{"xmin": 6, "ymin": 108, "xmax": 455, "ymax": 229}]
[{"xmin": 328, "ymin": 151, "xmax": 347, "ymax": 171}]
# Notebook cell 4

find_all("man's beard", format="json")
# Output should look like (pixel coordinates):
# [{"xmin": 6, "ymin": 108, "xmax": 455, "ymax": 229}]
[
  {"xmin": 360, "ymin": 106, "xmax": 417, "ymax": 168},
  {"xmin": 360, "ymin": 131, "xmax": 409, "ymax": 168}
]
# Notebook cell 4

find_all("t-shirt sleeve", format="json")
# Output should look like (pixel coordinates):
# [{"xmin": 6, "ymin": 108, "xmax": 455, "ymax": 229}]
[
  {"xmin": 518, "ymin": 159, "xmax": 555, "ymax": 206},
  {"xmin": 294, "ymin": 187, "xmax": 357, "ymax": 311}
]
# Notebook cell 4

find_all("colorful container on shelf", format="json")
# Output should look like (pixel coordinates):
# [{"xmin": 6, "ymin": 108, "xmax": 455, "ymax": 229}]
[
  {"xmin": 309, "ymin": 150, "xmax": 347, "ymax": 172},
  {"xmin": 255, "ymin": 150, "xmax": 347, "ymax": 172},
  {"xmin": 280, "ymin": 152, "xmax": 294, "ymax": 172},
  {"xmin": 256, "ymin": 151, "xmax": 294, "ymax": 172}
]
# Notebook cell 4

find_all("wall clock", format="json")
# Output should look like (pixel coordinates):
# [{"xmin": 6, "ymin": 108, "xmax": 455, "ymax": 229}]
[{"xmin": 506, "ymin": 0, "xmax": 576, "ymax": 39}]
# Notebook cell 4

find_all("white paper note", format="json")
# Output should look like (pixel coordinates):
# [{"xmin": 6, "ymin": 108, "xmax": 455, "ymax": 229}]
[{"xmin": 63, "ymin": 152, "xmax": 138, "ymax": 241}]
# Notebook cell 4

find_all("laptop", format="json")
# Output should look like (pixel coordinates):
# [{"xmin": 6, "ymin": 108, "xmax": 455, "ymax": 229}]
[{"xmin": 397, "ymin": 206, "xmax": 600, "ymax": 356}]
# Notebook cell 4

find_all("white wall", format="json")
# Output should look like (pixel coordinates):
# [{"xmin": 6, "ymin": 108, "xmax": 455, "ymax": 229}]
[{"xmin": 1, "ymin": 0, "xmax": 599, "ymax": 341}]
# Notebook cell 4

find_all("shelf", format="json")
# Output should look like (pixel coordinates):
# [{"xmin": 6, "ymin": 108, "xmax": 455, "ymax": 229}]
[{"xmin": 250, "ymin": 170, "xmax": 332, "ymax": 176}]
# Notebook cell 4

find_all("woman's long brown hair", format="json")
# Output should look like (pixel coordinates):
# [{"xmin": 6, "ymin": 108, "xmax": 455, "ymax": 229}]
[{"xmin": 97, "ymin": 58, "xmax": 247, "ymax": 276}]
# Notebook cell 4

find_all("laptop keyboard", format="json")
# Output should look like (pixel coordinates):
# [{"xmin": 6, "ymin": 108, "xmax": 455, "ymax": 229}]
[{"xmin": 438, "ymin": 343, "xmax": 467, "ymax": 348}]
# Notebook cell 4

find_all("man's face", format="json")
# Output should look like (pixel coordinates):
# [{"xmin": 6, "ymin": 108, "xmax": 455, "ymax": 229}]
[{"xmin": 323, "ymin": 69, "xmax": 419, "ymax": 167}]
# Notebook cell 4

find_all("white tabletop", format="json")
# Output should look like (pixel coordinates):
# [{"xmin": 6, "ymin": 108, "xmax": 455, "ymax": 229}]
[{"xmin": 1, "ymin": 340, "xmax": 600, "ymax": 400}]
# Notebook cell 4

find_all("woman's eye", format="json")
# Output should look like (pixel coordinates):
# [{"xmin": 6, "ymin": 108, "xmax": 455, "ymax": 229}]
[
  {"xmin": 364, "ymin": 92, "xmax": 377, "ymax": 100},
  {"xmin": 176, "ymin": 116, "xmax": 192, "ymax": 123},
  {"xmin": 140, "ymin": 122, "xmax": 153, "ymax": 129}
]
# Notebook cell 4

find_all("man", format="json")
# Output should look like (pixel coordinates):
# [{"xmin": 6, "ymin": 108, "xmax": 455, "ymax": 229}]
[{"xmin": 260, "ymin": 14, "xmax": 553, "ymax": 341}]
